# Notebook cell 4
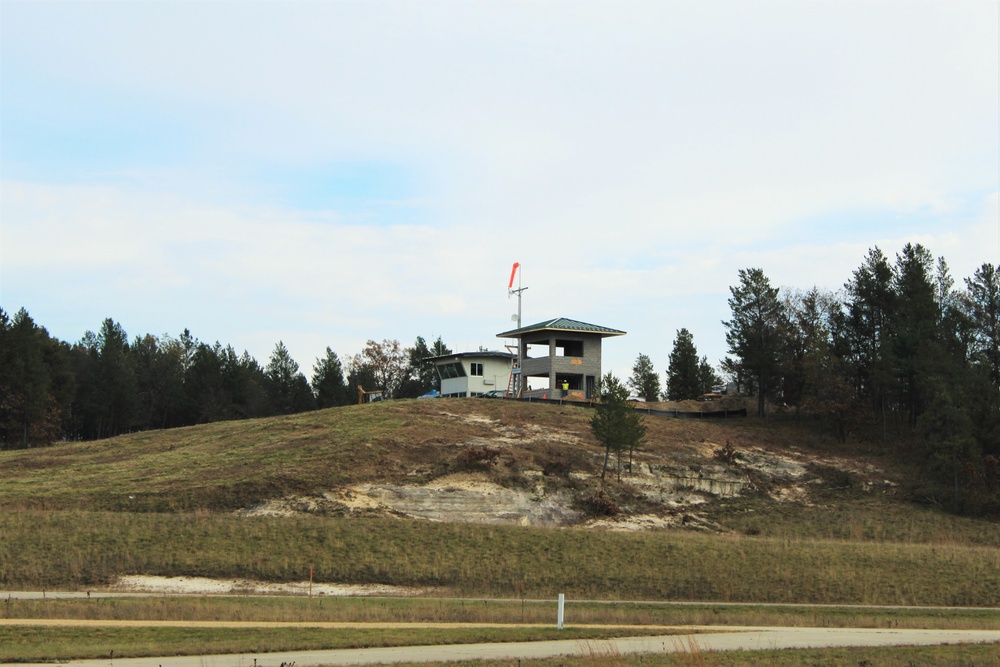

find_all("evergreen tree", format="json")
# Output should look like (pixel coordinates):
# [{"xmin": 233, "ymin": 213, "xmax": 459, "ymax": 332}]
[
  {"xmin": 697, "ymin": 356, "xmax": 721, "ymax": 396},
  {"xmin": 151, "ymin": 336, "xmax": 189, "ymax": 429},
  {"xmin": 723, "ymin": 269, "xmax": 788, "ymax": 416},
  {"xmin": 627, "ymin": 353, "xmax": 661, "ymax": 402},
  {"xmin": 398, "ymin": 336, "xmax": 450, "ymax": 398},
  {"xmin": 892, "ymin": 243, "xmax": 940, "ymax": 428},
  {"xmin": 590, "ymin": 373, "xmax": 646, "ymax": 481},
  {"xmin": 965, "ymin": 263, "xmax": 1000, "ymax": 384},
  {"xmin": 0, "ymin": 308, "xmax": 74, "ymax": 448},
  {"xmin": 265, "ymin": 341, "xmax": 315, "ymax": 415},
  {"xmin": 347, "ymin": 363, "xmax": 380, "ymax": 405},
  {"xmin": 781, "ymin": 287, "xmax": 841, "ymax": 413},
  {"xmin": 184, "ymin": 342, "xmax": 229, "ymax": 424},
  {"xmin": 430, "ymin": 336, "xmax": 451, "ymax": 357},
  {"xmin": 130, "ymin": 334, "xmax": 189, "ymax": 430},
  {"xmin": 93, "ymin": 318, "xmax": 138, "ymax": 437},
  {"xmin": 962, "ymin": 263, "xmax": 1000, "ymax": 464},
  {"xmin": 666, "ymin": 328, "xmax": 701, "ymax": 400},
  {"xmin": 916, "ymin": 375, "xmax": 980, "ymax": 512},
  {"xmin": 222, "ymin": 345, "xmax": 269, "ymax": 419},
  {"xmin": 843, "ymin": 248, "xmax": 896, "ymax": 438},
  {"xmin": 313, "ymin": 347, "xmax": 349, "ymax": 408}
]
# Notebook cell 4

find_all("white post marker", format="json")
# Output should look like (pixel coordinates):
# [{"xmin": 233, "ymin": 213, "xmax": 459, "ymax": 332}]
[{"xmin": 557, "ymin": 593, "xmax": 565, "ymax": 630}]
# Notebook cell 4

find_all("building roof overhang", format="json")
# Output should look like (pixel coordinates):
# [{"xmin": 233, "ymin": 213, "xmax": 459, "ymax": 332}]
[
  {"xmin": 496, "ymin": 317, "xmax": 626, "ymax": 339},
  {"xmin": 425, "ymin": 350, "xmax": 516, "ymax": 364}
]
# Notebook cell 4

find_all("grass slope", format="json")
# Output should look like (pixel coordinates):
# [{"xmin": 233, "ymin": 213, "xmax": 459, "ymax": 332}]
[
  {"xmin": 0, "ymin": 398, "xmax": 789, "ymax": 512},
  {"xmin": 2, "ymin": 399, "xmax": 596, "ymax": 510},
  {"xmin": 2, "ymin": 399, "xmax": 999, "ymax": 605},
  {"xmin": 3, "ymin": 512, "xmax": 999, "ymax": 604}
]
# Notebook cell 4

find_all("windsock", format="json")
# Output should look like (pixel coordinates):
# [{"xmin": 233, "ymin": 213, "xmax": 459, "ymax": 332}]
[{"xmin": 508, "ymin": 262, "xmax": 520, "ymax": 289}]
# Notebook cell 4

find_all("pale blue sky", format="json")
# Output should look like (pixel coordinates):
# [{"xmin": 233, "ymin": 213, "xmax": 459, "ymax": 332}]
[{"xmin": 1, "ymin": 0, "xmax": 997, "ymax": 383}]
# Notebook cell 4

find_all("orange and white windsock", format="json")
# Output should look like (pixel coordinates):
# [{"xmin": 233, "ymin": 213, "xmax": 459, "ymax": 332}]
[{"xmin": 508, "ymin": 262, "xmax": 520, "ymax": 289}]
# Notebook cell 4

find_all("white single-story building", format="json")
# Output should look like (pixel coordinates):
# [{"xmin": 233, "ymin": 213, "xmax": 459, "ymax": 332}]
[{"xmin": 427, "ymin": 350, "xmax": 516, "ymax": 398}]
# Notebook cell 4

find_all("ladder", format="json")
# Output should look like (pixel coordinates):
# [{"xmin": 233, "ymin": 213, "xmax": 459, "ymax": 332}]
[{"xmin": 505, "ymin": 344, "xmax": 520, "ymax": 397}]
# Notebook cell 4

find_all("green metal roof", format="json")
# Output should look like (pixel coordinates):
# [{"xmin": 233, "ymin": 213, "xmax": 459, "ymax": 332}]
[
  {"xmin": 424, "ymin": 350, "xmax": 515, "ymax": 363},
  {"xmin": 496, "ymin": 317, "xmax": 626, "ymax": 338}
]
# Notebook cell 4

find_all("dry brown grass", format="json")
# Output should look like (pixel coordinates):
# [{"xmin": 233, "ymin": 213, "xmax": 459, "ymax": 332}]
[
  {"xmin": 3, "ymin": 511, "xmax": 1000, "ymax": 606},
  {"xmin": 579, "ymin": 639, "xmax": 627, "ymax": 666},
  {"xmin": 0, "ymin": 398, "xmax": 796, "ymax": 512}
]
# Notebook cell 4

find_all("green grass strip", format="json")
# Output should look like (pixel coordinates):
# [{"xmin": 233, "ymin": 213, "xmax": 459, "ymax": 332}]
[{"xmin": 3, "ymin": 597, "xmax": 999, "ymax": 630}]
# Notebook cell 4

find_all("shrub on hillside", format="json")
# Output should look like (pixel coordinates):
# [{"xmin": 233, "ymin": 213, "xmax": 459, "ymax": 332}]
[
  {"xmin": 455, "ymin": 445, "xmax": 502, "ymax": 471},
  {"xmin": 713, "ymin": 440, "xmax": 741, "ymax": 465},
  {"xmin": 586, "ymin": 487, "xmax": 620, "ymax": 516}
]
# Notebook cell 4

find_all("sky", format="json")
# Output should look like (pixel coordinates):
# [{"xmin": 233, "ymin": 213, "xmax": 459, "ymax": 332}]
[{"xmin": 1, "ymin": 0, "xmax": 998, "ymax": 385}]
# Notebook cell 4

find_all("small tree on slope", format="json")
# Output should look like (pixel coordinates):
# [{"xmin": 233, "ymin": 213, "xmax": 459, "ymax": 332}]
[{"xmin": 591, "ymin": 373, "xmax": 647, "ymax": 481}]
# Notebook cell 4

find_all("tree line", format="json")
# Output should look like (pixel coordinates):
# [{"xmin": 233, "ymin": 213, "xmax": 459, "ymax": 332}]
[
  {"xmin": 626, "ymin": 243, "xmax": 999, "ymax": 514},
  {"xmin": 3, "ymin": 242, "xmax": 998, "ymax": 513},
  {"xmin": 0, "ymin": 312, "xmax": 450, "ymax": 446}
]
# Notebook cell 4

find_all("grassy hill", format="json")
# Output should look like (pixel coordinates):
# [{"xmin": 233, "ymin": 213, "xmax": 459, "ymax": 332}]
[
  {"xmin": 0, "ymin": 398, "xmax": 872, "ymax": 507},
  {"xmin": 2, "ymin": 396, "xmax": 998, "ymax": 538},
  {"xmin": 1, "ymin": 397, "xmax": 769, "ymax": 511},
  {"xmin": 2, "ymin": 398, "xmax": 999, "ymax": 604}
]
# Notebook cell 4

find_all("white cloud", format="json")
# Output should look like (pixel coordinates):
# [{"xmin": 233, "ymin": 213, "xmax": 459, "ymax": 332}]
[{"xmin": 1, "ymin": 0, "xmax": 997, "ymax": 381}]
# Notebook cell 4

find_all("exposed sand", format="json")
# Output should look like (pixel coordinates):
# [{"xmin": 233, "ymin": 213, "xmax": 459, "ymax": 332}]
[{"xmin": 112, "ymin": 575, "xmax": 432, "ymax": 597}]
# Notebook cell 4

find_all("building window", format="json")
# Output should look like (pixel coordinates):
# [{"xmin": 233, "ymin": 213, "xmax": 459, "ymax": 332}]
[
  {"xmin": 470, "ymin": 362, "xmax": 484, "ymax": 376},
  {"xmin": 555, "ymin": 339, "xmax": 584, "ymax": 357},
  {"xmin": 437, "ymin": 362, "xmax": 466, "ymax": 379}
]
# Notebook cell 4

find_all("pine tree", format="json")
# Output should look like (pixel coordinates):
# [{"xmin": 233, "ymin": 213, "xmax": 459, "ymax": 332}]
[
  {"xmin": 398, "ymin": 336, "xmax": 451, "ymax": 398},
  {"xmin": 313, "ymin": 347, "xmax": 349, "ymax": 408},
  {"xmin": 0, "ymin": 308, "xmax": 74, "ymax": 448},
  {"xmin": 223, "ymin": 345, "xmax": 269, "ymax": 419},
  {"xmin": 266, "ymin": 341, "xmax": 315, "ymax": 414},
  {"xmin": 94, "ymin": 318, "xmax": 138, "ymax": 437},
  {"xmin": 843, "ymin": 248, "xmax": 896, "ymax": 438},
  {"xmin": 723, "ymin": 269, "xmax": 787, "ymax": 416},
  {"xmin": 892, "ymin": 243, "xmax": 939, "ymax": 428},
  {"xmin": 628, "ymin": 353, "xmax": 661, "ymax": 402},
  {"xmin": 965, "ymin": 263, "xmax": 1000, "ymax": 384},
  {"xmin": 782, "ymin": 287, "xmax": 840, "ymax": 413},
  {"xmin": 591, "ymin": 373, "xmax": 646, "ymax": 481},
  {"xmin": 666, "ymin": 328, "xmax": 701, "ymax": 400},
  {"xmin": 697, "ymin": 356, "xmax": 721, "ymax": 395}
]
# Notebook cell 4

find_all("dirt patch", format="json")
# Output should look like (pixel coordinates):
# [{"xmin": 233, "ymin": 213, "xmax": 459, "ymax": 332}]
[
  {"xmin": 584, "ymin": 511, "xmax": 727, "ymax": 532},
  {"xmin": 243, "ymin": 474, "xmax": 584, "ymax": 526},
  {"xmin": 112, "ymin": 575, "xmax": 432, "ymax": 597},
  {"xmin": 233, "ymin": 400, "xmax": 890, "ymax": 532},
  {"xmin": 240, "ymin": 440, "xmax": 885, "ymax": 530}
]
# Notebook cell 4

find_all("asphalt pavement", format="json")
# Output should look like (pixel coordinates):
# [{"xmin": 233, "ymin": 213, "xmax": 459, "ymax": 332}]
[{"xmin": 5, "ymin": 626, "xmax": 999, "ymax": 666}]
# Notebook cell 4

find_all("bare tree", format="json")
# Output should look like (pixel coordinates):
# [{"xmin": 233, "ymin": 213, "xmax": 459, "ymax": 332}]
[{"xmin": 350, "ymin": 339, "xmax": 411, "ymax": 399}]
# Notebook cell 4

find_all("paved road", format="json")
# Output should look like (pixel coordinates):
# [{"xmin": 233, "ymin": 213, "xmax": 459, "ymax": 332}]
[{"xmin": 5, "ymin": 626, "xmax": 999, "ymax": 667}]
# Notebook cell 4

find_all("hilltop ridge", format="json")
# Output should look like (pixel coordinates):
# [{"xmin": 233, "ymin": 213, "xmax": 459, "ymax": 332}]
[{"xmin": 1, "ymin": 397, "xmax": 910, "ymax": 533}]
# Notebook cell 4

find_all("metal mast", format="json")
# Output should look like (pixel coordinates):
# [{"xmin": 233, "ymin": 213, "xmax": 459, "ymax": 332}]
[
  {"xmin": 507, "ymin": 262, "xmax": 527, "ymax": 396},
  {"xmin": 508, "ymin": 262, "xmax": 527, "ymax": 329}
]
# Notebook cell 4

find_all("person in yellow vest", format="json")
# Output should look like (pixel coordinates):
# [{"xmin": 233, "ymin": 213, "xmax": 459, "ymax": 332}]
[{"xmin": 561, "ymin": 380, "xmax": 569, "ymax": 392}]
